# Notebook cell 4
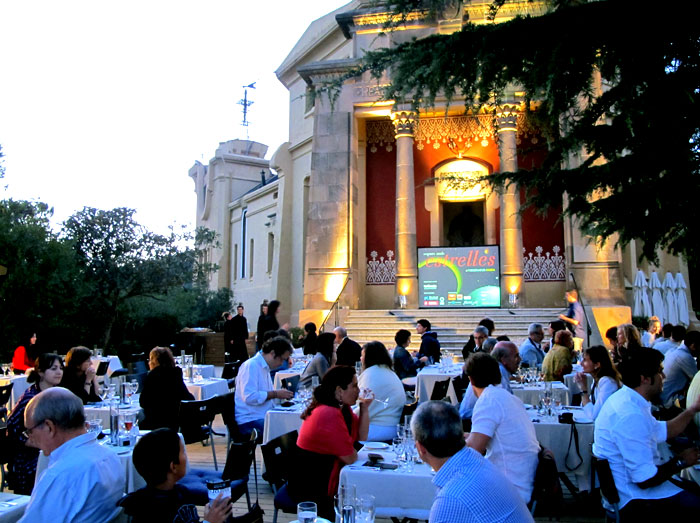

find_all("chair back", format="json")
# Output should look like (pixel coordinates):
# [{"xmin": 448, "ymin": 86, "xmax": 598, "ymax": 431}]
[
  {"xmin": 430, "ymin": 378, "xmax": 451, "ymax": 401},
  {"xmin": 178, "ymin": 398, "xmax": 217, "ymax": 444},
  {"xmin": 281, "ymin": 375, "xmax": 300, "ymax": 394},
  {"xmin": 401, "ymin": 398, "xmax": 418, "ymax": 419},
  {"xmin": 261, "ymin": 430, "xmax": 299, "ymax": 490},
  {"xmin": 221, "ymin": 361, "xmax": 242, "ymax": 380},
  {"xmin": 0, "ymin": 384, "xmax": 13, "ymax": 408},
  {"xmin": 529, "ymin": 446, "xmax": 563, "ymax": 516},
  {"xmin": 287, "ymin": 446, "xmax": 336, "ymax": 510},
  {"xmin": 223, "ymin": 428, "xmax": 257, "ymax": 481},
  {"xmin": 452, "ymin": 375, "xmax": 468, "ymax": 404},
  {"xmin": 127, "ymin": 372, "xmax": 147, "ymax": 394},
  {"xmin": 593, "ymin": 457, "xmax": 620, "ymax": 505},
  {"xmin": 127, "ymin": 360, "xmax": 148, "ymax": 375},
  {"xmin": 213, "ymin": 391, "xmax": 239, "ymax": 441}
]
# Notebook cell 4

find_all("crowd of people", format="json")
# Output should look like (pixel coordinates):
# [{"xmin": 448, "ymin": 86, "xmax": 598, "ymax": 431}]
[{"xmin": 4, "ymin": 290, "xmax": 700, "ymax": 522}]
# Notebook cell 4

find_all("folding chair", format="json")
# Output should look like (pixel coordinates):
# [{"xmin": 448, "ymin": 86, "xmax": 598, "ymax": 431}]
[
  {"xmin": 529, "ymin": 446, "xmax": 563, "ymax": 518},
  {"xmin": 430, "ymin": 378, "xmax": 451, "ymax": 401},
  {"xmin": 592, "ymin": 457, "xmax": 621, "ymax": 523},
  {"xmin": 178, "ymin": 397, "xmax": 220, "ymax": 470}
]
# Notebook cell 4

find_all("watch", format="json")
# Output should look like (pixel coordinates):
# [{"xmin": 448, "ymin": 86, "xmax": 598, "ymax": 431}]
[{"xmin": 675, "ymin": 458, "xmax": 685, "ymax": 470}]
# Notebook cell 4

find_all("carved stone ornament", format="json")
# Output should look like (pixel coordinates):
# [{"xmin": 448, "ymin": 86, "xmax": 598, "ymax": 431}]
[
  {"xmin": 495, "ymin": 103, "xmax": 521, "ymax": 133},
  {"xmin": 391, "ymin": 111, "xmax": 417, "ymax": 138}
]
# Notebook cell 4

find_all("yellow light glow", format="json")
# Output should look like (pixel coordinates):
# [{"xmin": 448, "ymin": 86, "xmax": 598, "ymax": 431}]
[
  {"xmin": 324, "ymin": 274, "xmax": 346, "ymax": 303},
  {"xmin": 398, "ymin": 280, "xmax": 412, "ymax": 296},
  {"xmin": 435, "ymin": 159, "xmax": 489, "ymax": 202},
  {"xmin": 504, "ymin": 275, "xmax": 522, "ymax": 295}
]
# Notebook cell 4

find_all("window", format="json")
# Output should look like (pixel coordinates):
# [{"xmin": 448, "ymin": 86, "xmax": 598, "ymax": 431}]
[
  {"xmin": 240, "ymin": 209, "xmax": 247, "ymax": 278},
  {"xmin": 267, "ymin": 233, "xmax": 274, "ymax": 274},
  {"xmin": 233, "ymin": 244, "xmax": 238, "ymax": 281},
  {"xmin": 249, "ymin": 238, "xmax": 254, "ymax": 278}
]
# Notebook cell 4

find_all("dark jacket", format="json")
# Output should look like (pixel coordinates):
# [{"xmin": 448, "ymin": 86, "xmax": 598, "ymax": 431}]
[
  {"xmin": 257, "ymin": 314, "xmax": 279, "ymax": 346},
  {"xmin": 139, "ymin": 366, "xmax": 195, "ymax": 431},
  {"xmin": 59, "ymin": 367, "xmax": 101, "ymax": 404},
  {"xmin": 418, "ymin": 332, "xmax": 441, "ymax": 363},
  {"xmin": 393, "ymin": 346, "xmax": 418, "ymax": 380},
  {"xmin": 118, "ymin": 484, "xmax": 203, "ymax": 523},
  {"xmin": 336, "ymin": 337, "xmax": 362, "ymax": 367}
]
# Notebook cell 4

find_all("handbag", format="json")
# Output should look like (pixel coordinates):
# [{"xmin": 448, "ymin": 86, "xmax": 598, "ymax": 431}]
[{"xmin": 229, "ymin": 441, "xmax": 264, "ymax": 523}]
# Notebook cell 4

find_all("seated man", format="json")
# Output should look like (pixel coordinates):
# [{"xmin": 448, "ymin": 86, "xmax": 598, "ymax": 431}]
[
  {"xmin": 519, "ymin": 323, "xmax": 546, "ymax": 368},
  {"xmin": 234, "ymin": 336, "xmax": 293, "ymax": 438},
  {"xmin": 19, "ymin": 388, "xmax": 124, "ymax": 523},
  {"xmin": 333, "ymin": 326, "xmax": 362, "ymax": 367},
  {"xmin": 465, "ymin": 353, "xmax": 539, "ymax": 503},
  {"xmin": 412, "ymin": 400, "xmax": 533, "ymax": 522},
  {"xmin": 490, "ymin": 341, "xmax": 521, "ymax": 394},
  {"xmin": 661, "ymin": 330, "xmax": 699, "ymax": 407},
  {"xmin": 119, "ymin": 428, "xmax": 231, "ymax": 523},
  {"xmin": 542, "ymin": 330, "xmax": 574, "ymax": 382},
  {"xmin": 392, "ymin": 329, "xmax": 421, "ymax": 380},
  {"xmin": 654, "ymin": 325, "xmax": 686, "ymax": 355},
  {"xmin": 594, "ymin": 347, "xmax": 700, "ymax": 518},
  {"xmin": 462, "ymin": 325, "xmax": 489, "ymax": 360}
]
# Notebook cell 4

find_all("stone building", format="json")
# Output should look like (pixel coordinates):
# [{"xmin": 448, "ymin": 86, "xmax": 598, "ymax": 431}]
[{"xmin": 191, "ymin": 1, "xmax": 695, "ymax": 337}]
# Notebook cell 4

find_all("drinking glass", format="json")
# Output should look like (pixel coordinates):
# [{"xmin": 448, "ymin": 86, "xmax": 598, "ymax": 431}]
[
  {"xmin": 86, "ymin": 419, "xmax": 102, "ymax": 433},
  {"xmin": 95, "ymin": 348, "xmax": 103, "ymax": 358},
  {"xmin": 297, "ymin": 501, "xmax": 317, "ymax": 523},
  {"xmin": 392, "ymin": 437, "xmax": 403, "ymax": 460},
  {"xmin": 311, "ymin": 375, "xmax": 320, "ymax": 389},
  {"xmin": 356, "ymin": 495, "xmax": 375, "ymax": 523},
  {"xmin": 355, "ymin": 361, "xmax": 363, "ymax": 376}
]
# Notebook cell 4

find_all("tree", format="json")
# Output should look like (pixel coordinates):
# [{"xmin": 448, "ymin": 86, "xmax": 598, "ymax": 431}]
[
  {"xmin": 332, "ymin": 0, "xmax": 700, "ymax": 263},
  {"xmin": 61, "ymin": 207, "xmax": 217, "ymax": 347},
  {"xmin": 0, "ymin": 199, "xmax": 86, "ymax": 359}
]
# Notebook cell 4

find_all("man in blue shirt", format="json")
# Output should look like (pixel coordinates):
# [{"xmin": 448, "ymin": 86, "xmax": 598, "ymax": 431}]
[
  {"xmin": 519, "ymin": 323, "xmax": 546, "ymax": 368},
  {"xmin": 411, "ymin": 401, "xmax": 533, "ymax": 522},
  {"xmin": 661, "ymin": 330, "xmax": 699, "ymax": 407},
  {"xmin": 559, "ymin": 289, "xmax": 586, "ymax": 340}
]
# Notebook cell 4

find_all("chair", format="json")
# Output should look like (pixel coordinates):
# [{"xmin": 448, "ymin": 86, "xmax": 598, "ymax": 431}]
[
  {"xmin": 261, "ymin": 430, "xmax": 298, "ymax": 493},
  {"xmin": 127, "ymin": 360, "xmax": 148, "ymax": 375},
  {"xmin": 0, "ymin": 383, "xmax": 13, "ymax": 424},
  {"xmin": 528, "ymin": 446, "xmax": 563, "ymax": 518},
  {"xmin": 430, "ymin": 378, "xmax": 451, "ymax": 401},
  {"xmin": 592, "ymin": 456, "xmax": 621, "ymax": 523},
  {"xmin": 286, "ymin": 447, "xmax": 337, "ymax": 520},
  {"xmin": 126, "ymin": 372, "xmax": 147, "ymax": 394},
  {"xmin": 0, "ymin": 410, "xmax": 10, "ymax": 492},
  {"xmin": 452, "ymin": 374, "xmax": 469, "ymax": 404},
  {"xmin": 221, "ymin": 361, "xmax": 243, "ymax": 389},
  {"xmin": 401, "ymin": 397, "xmax": 419, "ymax": 420},
  {"xmin": 130, "ymin": 352, "xmax": 147, "ymax": 363},
  {"xmin": 178, "ymin": 397, "xmax": 220, "ymax": 470},
  {"xmin": 213, "ymin": 391, "xmax": 239, "ymax": 449}
]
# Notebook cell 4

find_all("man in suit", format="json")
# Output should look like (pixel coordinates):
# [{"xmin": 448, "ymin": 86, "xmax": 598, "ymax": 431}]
[
  {"xmin": 334, "ymin": 326, "xmax": 362, "ymax": 367},
  {"xmin": 229, "ymin": 305, "xmax": 250, "ymax": 362}
]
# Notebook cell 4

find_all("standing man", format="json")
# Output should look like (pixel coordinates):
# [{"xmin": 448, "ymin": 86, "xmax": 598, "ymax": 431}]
[
  {"xmin": 229, "ymin": 305, "xmax": 250, "ymax": 362},
  {"xmin": 19, "ymin": 388, "xmax": 124, "ymax": 522},
  {"xmin": 412, "ymin": 401, "xmax": 533, "ymax": 522},
  {"xmin": 519, "ymin": 323, "xmax": 546, "ymax": 368},
  {"xmin": 416, "ymin": 319, "xmax": 441, "ymax": 363},
  {"xmin": 334, "ymin": 326, "xmax": 362, "ymax": 367},
  {"xmin": 594, "ymin": 348, "xmax": 700, "ymax": 518},
  {"xmin": 559, "ymin": 289, "xmax": 586, "ymax": 349},
  {"xmin": 234, "ymin": 336, "xmax": 293, "ymax": 439}
]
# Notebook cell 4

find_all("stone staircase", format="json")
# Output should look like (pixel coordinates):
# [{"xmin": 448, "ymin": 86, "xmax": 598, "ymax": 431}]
[{"xmin": 343, "ymin": 308, "xmax": 565, "ymax": 355}]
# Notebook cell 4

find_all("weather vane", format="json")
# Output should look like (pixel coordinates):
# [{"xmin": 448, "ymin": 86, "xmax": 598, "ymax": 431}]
[{"xmin": 238, "ymin": 82, "xmax": 256, "ymax": 139}]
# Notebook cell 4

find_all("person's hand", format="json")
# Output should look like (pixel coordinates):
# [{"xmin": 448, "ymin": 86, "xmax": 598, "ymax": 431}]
[
  {"xmin": 277, "ymin": 389, "xmax": 294, "ymax": 400},
  {"xmin": 679, "ymin": 447, "xmax": 700, "ymax": 468},
  {"xmin": 86, "ymin": 366, "xmax": 97, "ymax": 382},
  {"xmin": 204, "ymin": 493, "xmax": 232, "ymax": 523},
  {"xmin": 419, "ymin": 356, "xmax": 429, "ymax": 363},
  {"xmin": 288, "ymin": 357, "xmax": 294, "ymax": 366},
  {"xmin": 573, "ymin": 372, "xmax": 587, "ymax": 389}
]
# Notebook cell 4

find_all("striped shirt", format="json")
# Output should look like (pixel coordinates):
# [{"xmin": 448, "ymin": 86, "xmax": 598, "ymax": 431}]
[{"xmin": 430, "ymin": 445, "xmax": 534, "ymax": 523}]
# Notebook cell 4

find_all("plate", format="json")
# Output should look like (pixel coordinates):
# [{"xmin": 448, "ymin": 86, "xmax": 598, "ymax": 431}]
[
  {"xmin": 363, "ymin": 442, "xmax": 389, "ymax": 450},
  {"xmin": 573, "ymin": 413, "xmax": 593, "ymax": 424}
]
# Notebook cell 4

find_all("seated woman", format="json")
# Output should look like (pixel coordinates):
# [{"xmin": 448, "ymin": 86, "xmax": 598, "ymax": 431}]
[
  {"xmin": 392, "ymin": 329, "xmax": 418, "ymax": 381},
  {"xmin": 574, "ymin": 345, "xmax": 622, "ymax": 420},
  {"xmin": 299, "ymin": 332, "xmax": 335, "ymax": 388},
  {"xmin": 140, "ymin": 347, "xmax": 195, "ymax": 431},
  {"xmin": 358, "ymin": 341, "xmax": 405, "ymax": 442},
  {"xmin": 542, "ymin": 330, "xmax": 574, "ymax": 382},
  {"xmin": 615, "ymin": 323, "xmax": 643, "ymax": 363},
  {"xmin": 11, "ymin": 332, "xmax": 39, "ymax": 374},
  {"xmin": 291, "ymin": 366, "xmax": 371, "ymax": 519},
  {"xmin": 59, "ymin": 346, "xmax": 101, "ymax": 404},
  {"xmin": 301, "ymin": 322, "xmax": 318, "ymax": 356},
  {"xmin": 6, "ymin": 353, "xmax": 63, "ymax": 494}
]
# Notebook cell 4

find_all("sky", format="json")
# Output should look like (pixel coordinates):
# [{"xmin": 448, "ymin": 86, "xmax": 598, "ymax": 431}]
[{"xmin": 0, "ymin": 0, "xmax": 351, "ymax": 235}]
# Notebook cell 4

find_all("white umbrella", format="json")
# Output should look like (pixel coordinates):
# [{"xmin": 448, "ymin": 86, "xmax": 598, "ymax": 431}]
[
  {"xmin": 662, "ymin": 272, "xmax": 678, "ymax": 325},
  {"xmin": 649, "ymin": 271, "xmax": 665, "ymax": 323},
  {"xmin": 675, "ymin": 272, "xmax": 690, "ymax": 326},
  {"xmin": 633, "ymin": 270, "xmax": 652, "ymax": 318}
]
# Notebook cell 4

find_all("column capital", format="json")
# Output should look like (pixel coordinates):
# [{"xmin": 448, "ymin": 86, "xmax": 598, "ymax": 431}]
[
  {"xmin": 495, "ymin": 103, "xmax": 521, "ymax": 133},
  {"xmin": 391, "ymin": 111, "xmax": 417, "ymax": 138}
]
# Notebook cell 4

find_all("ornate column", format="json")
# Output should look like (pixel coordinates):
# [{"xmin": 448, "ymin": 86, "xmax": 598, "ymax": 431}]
[
  {"xmin": 496, "ymin": 104, "xmax": 525, "ymax": 306},
  {"xmin": 391, "ymin": 110, "xmax": 419, "ymax": 307}
]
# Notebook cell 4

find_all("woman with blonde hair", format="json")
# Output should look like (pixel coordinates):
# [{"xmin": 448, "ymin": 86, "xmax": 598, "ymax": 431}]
[{"xmin": 614, "ymin": 323, "xmax": 643, "ymax": 363}]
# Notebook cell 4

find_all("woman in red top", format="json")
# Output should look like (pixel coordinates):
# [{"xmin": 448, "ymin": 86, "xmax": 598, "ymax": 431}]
[
  {"xmin": 12, "ymin": 333, "xmax": 38, "ymax": 374},
  {"xmin": 293, "ymin": 366, "xmax": 372, "ymax": 518}
]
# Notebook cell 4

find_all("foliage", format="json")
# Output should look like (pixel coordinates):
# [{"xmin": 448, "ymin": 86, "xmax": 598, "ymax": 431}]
[
  {"xmin": 0, "ymin": 200, "xmax": 87, "ymax": 360},
  {"xmin": 288, "ymin": 326, "xmax": 305, "ymax": 348},
  {"xmin": 61, "ymin": 207, "xmax": 219, "ymax": 347},
  {"xmin": 332, "ymin": 0, "xmax": 700, "ymax": 263}
]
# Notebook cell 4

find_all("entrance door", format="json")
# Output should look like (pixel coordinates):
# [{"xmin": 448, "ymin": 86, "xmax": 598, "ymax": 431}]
[{"xmin": 443, "ymin": 201, "xmax": 485, "ymax": 246}]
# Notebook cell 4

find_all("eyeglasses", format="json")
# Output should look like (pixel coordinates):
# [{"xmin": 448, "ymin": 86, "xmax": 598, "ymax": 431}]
[{"xmin": 23, "ymin": 420, "xmax": 46, "ymax": 439}]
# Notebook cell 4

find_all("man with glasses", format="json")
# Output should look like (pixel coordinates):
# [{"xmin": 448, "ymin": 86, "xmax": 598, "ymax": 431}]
[
  {"xmin": 519, "ymin": 323, "xmax": 546, "ymax": 368},
  {"xmin": 234, "ymin": 336, "xmax": 293, "ymax": 440},
  {"xmin": 19, "ymin": 387, "xmax": 124, "ymax": 522}
]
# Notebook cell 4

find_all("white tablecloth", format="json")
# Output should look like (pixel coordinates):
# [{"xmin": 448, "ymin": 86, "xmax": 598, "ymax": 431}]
[
  {"xmin": 273, "ymin": 363, "xmax": 306, "ymax": 390},
  {"xmin": 416, "ymin": 364, "xmax": 462, "ymax": 404},
  {"xmin": 186, "ymin": 378, "xmax": 229, "ymax": 400},
  {"xmin": 263, "ymin": 406, "xmax": 305, "ymax": 444},
  {"xmin": 0, "ymin": 492, "xmax": 31, "ymax": 523},
  {"xmin": 512, "ymin": 382, "xmax": 571, "ymax": 406},
  {"xmin": 339, "ymin": 449, "xmax": 435, "ymax": 521},
  {"xmin": 0, "ymin": 375, "xmax": 29, "ymax": 411}
]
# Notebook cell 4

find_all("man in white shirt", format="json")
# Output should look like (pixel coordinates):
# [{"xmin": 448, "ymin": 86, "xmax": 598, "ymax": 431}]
[
  {"xmin": 519, "ymin": 323, "xmax": 546, "ymax": 368},
  {"xmin": 465, "ymin": 352, "xmax": 540, "ymax": 504},
  {"xmin": 593, "ymin": 348, "xmax": 700, "ymax": 518},
  {"xmin": 661, "ymin": 330, "xmax": 699, "ymax": 407},
  {"xmin": 234, "ymin": 336, "xmax": 293, "ymax": 439},
  {"xmin": 19, "ymin": 388, "xmax": 124, "ymax": 523}
]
